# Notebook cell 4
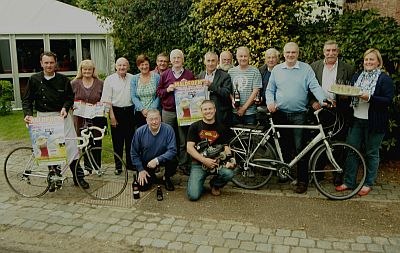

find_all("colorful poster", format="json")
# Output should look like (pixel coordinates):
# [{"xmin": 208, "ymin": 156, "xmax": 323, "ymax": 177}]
[
  {"xmin": 174, "ymin": 80, "xmax": 209, "ymax": 126},
  {"xmin": 72, "ymin": 100, "xmax": 108, "ymax": 119},
  {"xmin": 29, "ymin": 116, "xmax": 67, "ymax": 165}
]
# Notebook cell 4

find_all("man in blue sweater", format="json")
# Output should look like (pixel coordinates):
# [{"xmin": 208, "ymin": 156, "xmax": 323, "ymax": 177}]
[
  {"xmin": 131, "ymin": 109, "xmax": 177, "ymax": 191},
  {"xmin": 265, "ymin": 42, "xmax": 326, "ymax": 194}
]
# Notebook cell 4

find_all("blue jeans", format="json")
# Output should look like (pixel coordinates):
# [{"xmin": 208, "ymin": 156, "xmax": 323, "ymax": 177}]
[
  {"xmin": 232, "ymin": 114, "xmax": 256, "ymax": 125},
  {"xmin": 273, "ymin": 111, "xmax": 307, "ymax": 183},
  {"xmin": 344, "ymin": 118, "xmax": 385, "ymax": 188},
  {"xmin": 187, "ymin": 163, "xmax": 234, "ymax": 201}
]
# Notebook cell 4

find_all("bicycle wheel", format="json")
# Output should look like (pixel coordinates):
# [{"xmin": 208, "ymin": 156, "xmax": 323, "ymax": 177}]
[
  {"xmin": 231, "ymin": 135, "xmax": 276, "ymax": 189},
  {"xmin": 76, "ymin": 146, "xmax": 128, "ymax": 200},
  {"xmin": 4, "ymin": 147, "xmax": 49, "ymax": 197},
  {"xmin": 311, "ymin": 142, "xmax": 366, "ymax": 200}
]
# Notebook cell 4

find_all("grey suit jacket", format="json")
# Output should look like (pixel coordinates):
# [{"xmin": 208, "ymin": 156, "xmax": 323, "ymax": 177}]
[
  {"xmin": 311, "ymin": 59, "xmax": 355, "ymax": 86},
  {"xmin": 198, "ymin": 69, "xmax": 233, "ymax": 123}
]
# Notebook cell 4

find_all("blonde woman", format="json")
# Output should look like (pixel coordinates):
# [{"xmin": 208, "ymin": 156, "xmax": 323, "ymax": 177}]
[
  {"xmin": 336, "ymin": 49, "xmax": 394, "ymax": 196},
  {"xmin": 71, "ymin": 60, "xmax": 106, "ymax": 172}
]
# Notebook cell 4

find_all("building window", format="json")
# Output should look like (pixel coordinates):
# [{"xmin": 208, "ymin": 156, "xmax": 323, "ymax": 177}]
[
  {"xmin": 82, "ymin": 39, "xmax": 107, "ymax": 74},
  {"xmin": 16, "ymin": 39, "xmax": 44, "ymax": 73},
  {"xmin": 50, "ymin": 39, "xmax": 77, "ymax": 71},
  {"xmin": 0, "ymin": 40, "xmax": 12, "ymax": 74}
]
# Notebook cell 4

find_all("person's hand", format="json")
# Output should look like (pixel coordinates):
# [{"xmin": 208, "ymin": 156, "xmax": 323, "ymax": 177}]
[
  {"xmin": 322, "ymin": 99, "xmax": 336, "ymax": 108},
  {"xmin": 138, "ymin": 170, "xmax": 150, "ymax": 186},
  {"xmin": 202, "ymin": 158, "xmax": 219, "ymax": 170},
  {"xmin": 24, "ymin": 115, "xmax": 33, "ymax": 128},
  {"xmin": 110, "ymin": 115, "xmax": 118, "ymax": 127},
  {"xmin": 142, "ymin": 109, "xmax": 148, "ymax": 117},
  {"xmin": 254, "ymin": 97, "xmax": 263, "ymax": 105},
  {"xmin": 267, "ymin": 103, "xmax": 277, "ymax": 113},
  {"xmin": 147, "ymin": 158, "xmax": 158, "ymax": 169},
  {"xmin": 60, "ymin": 108, "xmax": 67, "ymax": 118},
  {"xmin": 312, "ymin": 101, "xmax": 321, "ymax": 110},
  {"xmin": 359, "ymin": 92, "xmax": 369, "ymax": 101},
  {"xmin": 203, "ymin": 80, "xmax": 211, "ymax": 87},
  {"xmin": 167, "ymin": 84, "xmax": 175, "ymax": 92},
  {"xmin": 225, "ymin": 158, "xmax": 236, "ymax": 169},
  {"xmin": 237, "ymin": 107, "xmax": 246, "ymax": 116}
]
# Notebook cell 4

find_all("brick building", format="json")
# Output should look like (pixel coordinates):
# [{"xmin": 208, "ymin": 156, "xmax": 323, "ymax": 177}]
[{"xmin": 344, "ymin": 0, "xmax": 400, "ymax": 24}]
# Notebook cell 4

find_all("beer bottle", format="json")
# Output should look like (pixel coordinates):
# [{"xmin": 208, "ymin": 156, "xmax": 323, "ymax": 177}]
[
  {"xmin": 233, "ymin": 82, "xmax": 241, "ymax": 108},
  {"xmin": 255, "ymin": 90, "xmax": 261, "ymax": 103},
  {"xmin": 156, "ymin": 185, "xmax": 163, "ymax": 201},
  {"xmin": 132, "ymin": 176, "xmax": 140, "ymax": 199}
]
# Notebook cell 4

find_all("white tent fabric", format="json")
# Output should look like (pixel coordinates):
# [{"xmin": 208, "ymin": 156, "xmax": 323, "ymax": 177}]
[{"xmin": 0, "ymin": 0, "xmax": 110, "ymax": 34}]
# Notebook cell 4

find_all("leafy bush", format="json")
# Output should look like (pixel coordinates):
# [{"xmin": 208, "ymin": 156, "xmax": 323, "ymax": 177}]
[{"xmin": 0, "ymin": 80, "xmax": 13, "ymax": 116}]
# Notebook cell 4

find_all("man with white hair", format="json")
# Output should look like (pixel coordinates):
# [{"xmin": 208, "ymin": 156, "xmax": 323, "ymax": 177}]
[
  {"xmin": 156, "ymin": 49, "xmax": 195, "ymax": 175},
  {"xmin": 266, "ymin": 42, "xmax": 326, "ymax": 194},
  {"xmin": 258, "ymin": 48, "xmax": 280, "ymax": 106},
  {"xmin": 101, "ymin": 57, "xmax": 135, "ymax": 174},
  {"xmin": 218, "ymin": 50, "xmax": 234, "ymax": 72}
]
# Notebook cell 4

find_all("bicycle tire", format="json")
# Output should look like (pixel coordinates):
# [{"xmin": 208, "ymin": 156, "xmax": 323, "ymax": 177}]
[
  {"xmin": 311, "ymin": 142, "xmax": 366, "ymax": 200},
  {"xmin": 76, "ymin": 146, "xmax": 128, "ymax": 200},
  {"xmin": 231, "ymin": 135, "xmax": 276, "ymax": 189},
  {"xmin": 4, "ymin": 147, "xmax": 50, "ymax": 198}
]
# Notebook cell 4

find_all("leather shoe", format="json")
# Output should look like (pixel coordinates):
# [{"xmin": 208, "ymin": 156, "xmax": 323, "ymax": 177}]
[
  {"xmin": 165, "ymin": 177, "xmax": 175, "ymax": 191},
  {"xmin": 335, "ymin": 184, "xmax": 350, "ymax": 191},
  {"xmin": 358, "ymin": 186, "xmax": 372, "ymax": 196},
  {"xmin": 294, "ymin": 182, "xmax": 307, "ymax": 194},
  {"xmin": 77, "ymin": 179, "xmax": 90, "ymax": 189},
  {"xmin": 211, "ymin": 186, "xmax": 221, "ymax": 196}
]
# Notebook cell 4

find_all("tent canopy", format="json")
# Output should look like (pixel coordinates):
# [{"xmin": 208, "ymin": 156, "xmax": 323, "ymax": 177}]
[{"xmin": 0, "ymin": 0, "xmax": 110, "ymax": 34}]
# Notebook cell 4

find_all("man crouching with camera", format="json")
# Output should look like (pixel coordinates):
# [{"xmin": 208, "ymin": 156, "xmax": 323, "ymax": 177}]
[{"xmin": 186, "ymin": 100, "xmax": 236, "ymax": 201}]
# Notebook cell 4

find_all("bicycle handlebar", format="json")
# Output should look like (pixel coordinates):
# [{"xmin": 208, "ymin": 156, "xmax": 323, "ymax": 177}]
[{"xmin": 77, "ymin": 126, "xmax": 107, "ymax": 149}]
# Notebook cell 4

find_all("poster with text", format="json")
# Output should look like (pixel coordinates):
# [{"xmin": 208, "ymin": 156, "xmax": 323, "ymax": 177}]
[
  {"xmin": 29, "ymin": 116, "xmax": 67, "ymax": 166},
  {"xmin": 174, "ymin": 80, "xmax": 208, "ymax": 126}
]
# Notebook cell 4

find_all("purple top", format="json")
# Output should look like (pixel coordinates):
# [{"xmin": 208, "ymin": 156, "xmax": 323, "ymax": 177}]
[{"xmin": 156, "ymin": 68, "xmax": 195, "ymax": 111}]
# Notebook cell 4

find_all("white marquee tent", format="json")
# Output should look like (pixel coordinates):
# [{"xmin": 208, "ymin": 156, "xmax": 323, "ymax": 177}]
[{"xmin": 0, "ymin": 0, "xmax": 114, "ymax": 108}]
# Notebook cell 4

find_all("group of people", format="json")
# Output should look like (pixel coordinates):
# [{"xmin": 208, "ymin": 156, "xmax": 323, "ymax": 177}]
[{"xmin": 22, "ymin": 39, "xmax": 394, "ymax": 200}]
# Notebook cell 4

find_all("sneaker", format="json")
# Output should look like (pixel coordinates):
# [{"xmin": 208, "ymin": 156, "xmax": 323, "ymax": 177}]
[
  {"xmin": 358, "ymin": 186, "xmax": 372, "ymax": 196},
  {"xmin": 165, "ymin": 177, "xmax": 175, "ymax": 191},
  {"xmin": 294, "ymin": 182, "xmax": 307, "ymax": 194},
  {"xmin": 114, "ymin": 169, "xmax": 122, "ymax": 175},
  {"xmin": 211, "ymin": 186, "xmax": 221, "ymax": 196},
  {"xmin": 78, "ymin": 179, "xmax": 90, "ymax": 189},
  {"xmin": 48, "ymin": 182, "xmax": 56, "ymax": 192}
]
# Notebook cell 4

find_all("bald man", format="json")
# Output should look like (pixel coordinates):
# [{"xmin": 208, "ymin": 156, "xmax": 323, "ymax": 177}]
[{"xmin": 101, "ymin": 57, "xmax": 135, "ymax": 174}]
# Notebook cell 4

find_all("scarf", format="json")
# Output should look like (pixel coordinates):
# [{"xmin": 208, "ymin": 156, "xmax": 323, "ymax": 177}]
[{"xmin": 352, "ymin": 69, "xmax": 381, "ymax": 107}]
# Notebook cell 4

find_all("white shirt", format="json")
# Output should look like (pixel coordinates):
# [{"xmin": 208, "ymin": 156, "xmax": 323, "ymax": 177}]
[
  {"xmin": 172, "ymin": 68, "xmax": 184, "ymax": 79},
  {"xmin": 322, "ymin": 60, "xmax": 338, "ymax": 100},
  {"xmin": 205, "ymin": 69, "xmax": 216, "ymax": 83},
  {"xmin": 101, "ymin": 73, "xmax": 133, "ymax": 107}
]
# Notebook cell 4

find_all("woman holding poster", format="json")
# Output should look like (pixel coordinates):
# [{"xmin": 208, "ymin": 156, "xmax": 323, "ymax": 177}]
[{"xmin": 71, "ymin": 60, "xmax": 107, "ymax": 172}]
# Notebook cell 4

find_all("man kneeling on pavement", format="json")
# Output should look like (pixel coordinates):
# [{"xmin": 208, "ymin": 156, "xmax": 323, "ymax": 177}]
[
  {"xmin": 131, "ymin": 109, "xmax": 177, "ymax": 191},
  {"xmin": 186, "ymin": 100, "xmax": 236, "ymax": 201}
]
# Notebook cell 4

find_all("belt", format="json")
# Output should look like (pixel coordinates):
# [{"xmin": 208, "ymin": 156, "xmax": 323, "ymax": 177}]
[
  {"xmin": 278, "ymin": 111, "xmax": 306, "ymax": 116},
  {"xmin": 113, "ymin": 105, "xmax": 134, "ymax": 111}
]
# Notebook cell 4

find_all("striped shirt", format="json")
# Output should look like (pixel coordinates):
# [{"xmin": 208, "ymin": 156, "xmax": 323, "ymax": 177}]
[{"xmin": 228, "ymin": 65, "xmax": 262, "ymax": 115}]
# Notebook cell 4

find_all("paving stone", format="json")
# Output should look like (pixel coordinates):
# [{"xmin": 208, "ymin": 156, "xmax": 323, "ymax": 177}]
[
  {"xmin": 139, "ymin": 237, "xmax": 153, "ymax": 246},
  {"xmin": 290, "ymin": 247, "xmax": 307, "ymax": 253},
  {"xmin": 193, "ymin": 228, "xmax": 208, "ymax": 235},
  {"xmin": 384, "ymin": 244, "xmax": 400, "ymax": 253},
  {"xmin": 176, "ymin": 233, "xmax": 192, "ymax": 242},
  {"xmin": 254, "ymin": 234, "xmax": 269, "ymax": 243},
  {"xmin": 95, "ymin": 232, "xmax": 112, "ymax": 240},
  {"xmin": 255, "ymin": 243, "xmax": 272, "ymax": 252},
  {"xmin": 10, "ymin": 218, "xmax": 25, "ymax": 226},
  {"xmin": 245, "ymin": 226, "xmax": 260, "ymax": 234},
  {"xmin": 388, "ymin": 238, "xmax": 400, "ymax": 245},
  {"xmin": 117, "ymin": 219, "xmax": 132, "ymax": 227},
  {"xmin": 174, "ymin": 219, "xmax": 189, "ymax": 226},
  {"xmin": 317, "ymin": 240, "xmax": 332, "ymax": 249},
  {"xmin": 152, "ymin": 239, "xmax": 169, "ymax": 248},
  {"xmin": 160, "ymin": 217, "xmax": 175, "ymax": 225},
  {"xmin": 208, "ymin": 237, "xmax": 225, "ymax": 247},
  {"xmin": 156, "ymin": 224, "xmax": 171, "ymax": 232},
  {"xmin": 238, "ymin": 232, "xmax": 254, "ymax": 241},
  {"xmin": 240, "ymin": 241, "xmax": 256, "ymax": 251},
  {"xmin": 147, "ymin": 216, "xmax": 162, "ymax": 223},
  {"xmin": 20, "ymin": 220, "xmax": 36, "ymax": 229},
  {"xmin": 31, "ymin": 221, "xmax": 48, "ymax": 230},
  {"xmin": 147, "ymin": 230, "xmax": 163, "ymax": 239},
  {"xmin": 136, "ymin": 215, "xmax": 147, "ymax": 222},
  {"xmin": 58, "ymin": 225, "xmax": 74, "ymax": 234},
  {"xmin": 332, "ymin": 241, "xmax": 350, "ymax": 250},
  {"xmin": 133, "ymin": 229, "xmax": 150, "ymax": 237},
  {"xmin": 283, "ymin": 237, "xmax": 299, "ymax": 246},
  {"xmin": 191, "ymin": 235, "xmax": 209, "ymax": 245},
  {"xmin": 161, "ymin": 232, "xmax": 178, "ymax": 241},
  {"xmin": 197, "ymin": 245, "xmax": 213, "ymax": 253},
  {"xmin": 171, "ymin": 226, "xmax": 185, "ymax": 233},
  {"xmin": 182, "ymin": 243, "xmax": 198, "ymax": 252},
  {"xmin": 213, "ymin": 247, "xmax": 230, "ymax": 253},
  {"xmin": 223, "ymin": 231, "xmax": 238, "ymax": 239},
  {"xmin": 81, "ymin": 230, "xmax": 100, "ymax": 239},
  {"xmin": 106, "ymin": 225, "xmax": 122, "ymax": 233},
  {"xmin": 224, "ymin": 239, "xmax": 240, "ymax": 248},
  {"xmin": 144, "ymin": 222, "xmax": 157, "ymax": 230},
  {"xmin": 118, "ymin": 227, "xmax": 135, "ymax": 235},
  {"xmin": 231, "ymin": 225, "xmax": 246, "ymax": 232},
  {"xmin": 372, "ymin": 236, "xmax": 390, "ymax": 245},
  {"xmin": 260, "ymin": 228, "xmax": 274, "ymax": 235},
  {"xmin": 268, "ymin": 235, "xmax": 284, "ymax": 245},
  {"xmin": 299, "ymin": 238, "xmax": 315, "ymax": 247},
  {"xmin": 351, "ymin": 243, "xmax": 366, "ymax": 251},
  {"xmin": 124, "ymin": 235, "xmax": 139, "ymax": 245},
  {"xmin": 356, "ymin": 235, "xmax": 372, "ymax": 243},
  {"xmin": 168, "ymin": 241, "xmax": 183, "ymax": 251},
  {"xmin": 231, "ymin": 249, "xmax": 251, "ymax": 253},
  {"xmin": 131, "ymin": 221, "xmax": 145, "ymax": 228},
  {"xmin": 308, "ymin": 249, "xmax": 325, "ymax": 253},
  {"xmin": 275, "ymin": 229, "xmax": 291, "ymax": 237},
  {"xmin": 70, "ymin": 227, "xmax": 87, "ymax": 236},
  {"xmin": 291, "ymin": 230, "xmax": 307, "ymax": 238},
  {"xmin": 366, "ymin": 243, "xmax": 384, "ymax": 252},
  {"xmin": 216, "ymin": 223, "xmax": 232, "ymax": 231},
  {"xmin": 272, "ymin": 244, "xmax": 290, "ymax": 253},
  {"xmin": 202, "ymin": 223, "xmax": 217, "ymax": 230},
  {"xmin": 109, "ymin": 233, "xmax": 125, "ymax": 242},
  {"xmin": 208, "ymin": 230, "xmax": 223, "ymax": 237}
]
